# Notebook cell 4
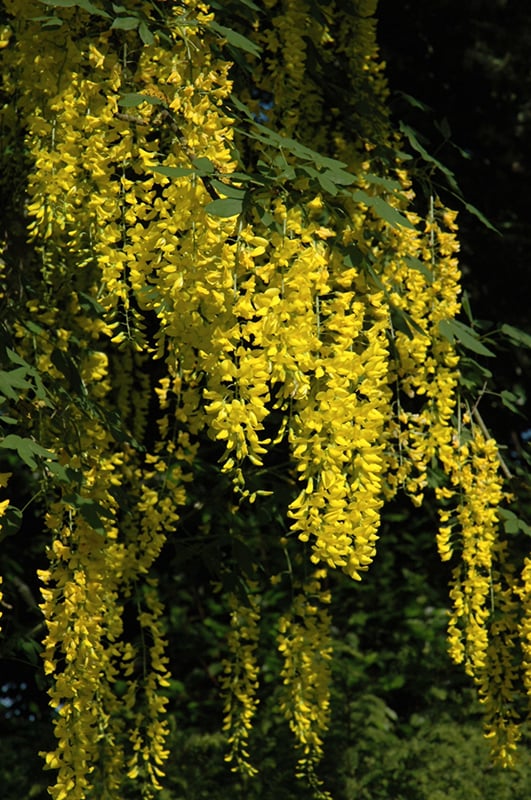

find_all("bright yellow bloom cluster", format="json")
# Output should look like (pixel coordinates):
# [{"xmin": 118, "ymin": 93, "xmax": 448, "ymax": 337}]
[
  {"xmin": 220, "ymin": 586, "xmax": 261, "ymax": 776},
  {"xmin": 287, "ymin": 306, "xmax": 390, "ymax": 580},
  {"xmin": 2, "ymin": 2, "xmax": 196, "ymax": 795},
  {"xmin": 518, "ymin": 557, "xmax": 531, "ymax": 710},
  {"xmin": 125, "ymin": 580, "xmax": 171, "ymax": 790},
  {"xmin": 1, "ymin": 245, "xmax": 12, "ymax": 619},
  {"xmin": 0, "ymin": 471, "xmax": 9, "ymax": 523},
  {"xmin": 258, "ymin": 0, "xmax": 321, "ymax": 137},
  {"xmin": 432, "ymin": 416, "xmax": 523, "ymax": 764},
  {"xmin": 385, "ymin": 200, "xmax": 461, "ymax": 501},
  {"xmin": 277, "ymin": 569, "xmax": 333, "ymax": 796},
  {"xmin": 440, "ymin": 427, "xmax": 504, "ymax": 674},
  {"xmin": 256, "ymin": 0, "xmax": 386, "ymax": 150},
  {"xmin": 477, "ymin": 550, "xmax": 521, "ymax": 766}
]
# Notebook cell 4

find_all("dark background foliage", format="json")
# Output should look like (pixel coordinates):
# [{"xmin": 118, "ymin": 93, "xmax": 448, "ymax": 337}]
[
  {"xmin": 379, "ymin": 0, "xmax": 531, "ymax": 444},
  {"xmin": 380, "ymin": 0, "xmax": 531, "ymax": 323}
]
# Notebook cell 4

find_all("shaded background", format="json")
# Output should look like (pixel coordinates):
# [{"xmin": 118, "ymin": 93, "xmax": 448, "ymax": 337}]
[
  {"xmin": 380, "ymin": 0, "xmax": 531, "ymax": 323},
  {"xmin": 379, "ymin": 0, "xmax": 531, "ymax": 447}
]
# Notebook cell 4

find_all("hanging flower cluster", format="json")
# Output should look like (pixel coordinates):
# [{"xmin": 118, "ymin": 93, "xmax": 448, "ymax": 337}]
[
  {"xmin": 220, "ymin": 585, "xmax": 262, "ymax": 776},
  {"xmin": 1, "ymin": 2, "xmax": 198, "ymax": 796},
  {"xmin": 440, "ymin": 428, "xmax": 505, "ymax": 671},
  {"xmin": 0, "ymin": 0, "xmax": 526, "ymax": 795},
  {"xmin": 277, "ymin": 568, "xmax": 333, "ymax": 796},
  {"xmin": 478, "ymin": 549, "xmax": 522, "ymax": 766}
]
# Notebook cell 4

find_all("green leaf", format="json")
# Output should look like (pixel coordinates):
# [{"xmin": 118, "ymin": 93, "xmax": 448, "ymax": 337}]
[
  {"xmin": 101, "ymin": 408, "xmax": 143, "ymax": 450},
  {"xmin": 459, "ymin": 356, "xmax": 492, "ymax": 381},
  {"xmin": 461, "ymin": 199, "xmax": 499, "ymax": 234},
  {"xmin": 111, "ymin": 16, "xmax": 139, "ymax": 30},
  {"xmin": 75, "ymin": 0, "xmax": 110, "ymax": 15},
  {"xmin": 352, "ymin": 190, "xmax": 415, "ymax": 230},
  {"xmin": 5, "ymin": 348, "xmax": 28, "ymax": 367},
  {"xmin": 152, "ymin": 165, "xmax": 196, "ymax": 178},
  {"xmin": 138, "ymin": 21, "xmax": 154, "ymax": 45},
  {"xmin": 139, "ymin": 92, "xmax": 165, "ymax": 106},
  {"xmin": 498, "ymin": 508, "xmax": 531, "ymax": 537},
  {"xmin": 38, "ymin": 0, "xmax": 110, "ymax": 17},
  {"xmin": 118, "ymin": 92, "xmax": 163, "ymax": 108},
  {"xmin": 46, "ymin": 461, "xmax": 81, "ymax": 485},
  {"xmin": 343, "ymin": 245, "xmax": 365, "ymax": 268},
  {"xmin": 38, "ymin": 0, "xmax": 77, "ymax": 6},
  {"xmin": 0, "ymin": 368, "xmax": 32, "ymax": 401},
  {"xmin": 241, "ymin": 119, "xmax": 349, "ymax": 173},
  {"xmin": 0, "ymin": 434, "xmax": 57, "ymax": 470},
  {"xmin": 0, "ymin": 506, "xmax": 23, "ymax": 541},
  {"xmin": 364, "ymin": 262, "xmax": 385, "ymax": 292},
  {"xmin": 51, "ymin": 349, "xmax": 85, "ymax": 395},
  {"xmin": 396, "ymin": 91, "xmax": 432, "ymax": 112},
  {"xmin": 227, "ymin": 170, "xmax": 256, "ymax": 183},
  {"xmin": 500, "ymin": 389, "xmax": 523, "ymax": 414},
  {"xmin": 399, "ymin": 120, "xmax": 498, "ymax": 233},
  {"xmin": 400, "ymin": 122, "xmax": 460, "ymax": 194},
  {"xmin": 322, "ymin": 167, "xmax": 355, "ymax": 186},
  {"xmin": 65, "ymin": 494, "xmax": 113, "ymax": 535},
  {"xmin": 310, "ymin": 151, "xmax": 349, "ymax": 171},
  {"xmin": 391, "ymin": 307, "xmax": 427, "ymax": 339},
  {"xmin": 211, "ymin": 0, "xmax": 259, "ymax": 10},
  {"xmin": 299, "ymin": 164, "xmax": 319, "ymax": 179},
  {"xmin": 192, "ymin": 156, "xmax": 216, "ymax": 175},
  {"xmin": 209, "ymin": 179, "xmax": 247, "ymax": 199},
  {"xmin": 210, "ymin": 21, "xmax": 261, "ymax": 57},
  {"xmin": 365, "ymin": 173, "xmax": 404, "ymax": 193},
  {"xmin": 462, "ymin": 290, "xmax": 473, "ymax": 323},
  {"xmin": 78, "ymin": 291, "xmax": 106, "ymax": 315},
  {"xmin": 501, "ymin": 323, "xmax": 531, "ymax": 349},
  {"xmin": 24, "ymin": 320, "xmax": 45, "ymax": 336},
  {"xmin": 118, "ymin": 93, "xmax": 146, "ymax": 108},
  {"xmin": 4, "ymin": 349, "xmax": 50, "ymax": 404},
  {"xmin": 20, "ymin": 639, "xmax": 42, "ymax": 666},
  {"xmin": 438, "ymin": 319, "xmax": 495, "ymax": 357},
  {"xmin": 229, "ymin": 94, "xmax": 255, "ymax": 120},
  {"xmin": 205, "ymin": 198, "xmax": 243, "ymax": 217},
  {"xmin": 273, "ymin": 160, "xmax": 296, "ymax": 182},
  {"xmin": 32, "ymin": 14, "xmax": 63, "ymax": 27},
  {"xmin": 317, "ymin": 172, "xmax": 339, "ymax": 195},
  {"xmin": 405, "ymin": 255, "xmax": 432, "ymax": 281},
  {"xmin": 256, "ymin": 206, "xmax": 274, "ymax": 226}
]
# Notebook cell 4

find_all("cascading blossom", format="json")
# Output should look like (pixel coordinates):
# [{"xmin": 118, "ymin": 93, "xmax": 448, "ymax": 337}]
[{"xmin": 0, "ymin": 0, "xmax": 525, "ymax": 795}]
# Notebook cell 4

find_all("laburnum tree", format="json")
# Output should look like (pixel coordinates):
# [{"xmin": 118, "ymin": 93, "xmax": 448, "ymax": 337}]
[{"xmin": 1, "ymin": 1, "xmax": 530, "ymax": 798}]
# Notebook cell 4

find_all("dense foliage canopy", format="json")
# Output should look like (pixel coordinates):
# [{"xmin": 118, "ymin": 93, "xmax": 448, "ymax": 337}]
[{"xmin": 1, "ymin": 1, "xmax": 531, "ymax": 798}]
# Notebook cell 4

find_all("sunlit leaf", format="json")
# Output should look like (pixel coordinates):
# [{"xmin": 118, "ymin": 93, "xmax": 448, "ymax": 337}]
[
  {"xmin": 152, "ymin": 165, "xmax": 196, "ymax": 178},
  {"xmin": 210, "ymin": 21, "xmax": 261, "ymax": 57},
  {"xmin": 205, "ymin": 198, "xmax": 243, "ymax": 217},
  {"xmin": 352, "ymin": 189, "xmax": 415, "ymax": 229},
  {"xmin": 209, "ymin": 179, "xmax": 247, "ymax": 199},
  {"xmin": 439, "ymin": 319, "xmax": 495, "ymax": 357}
]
